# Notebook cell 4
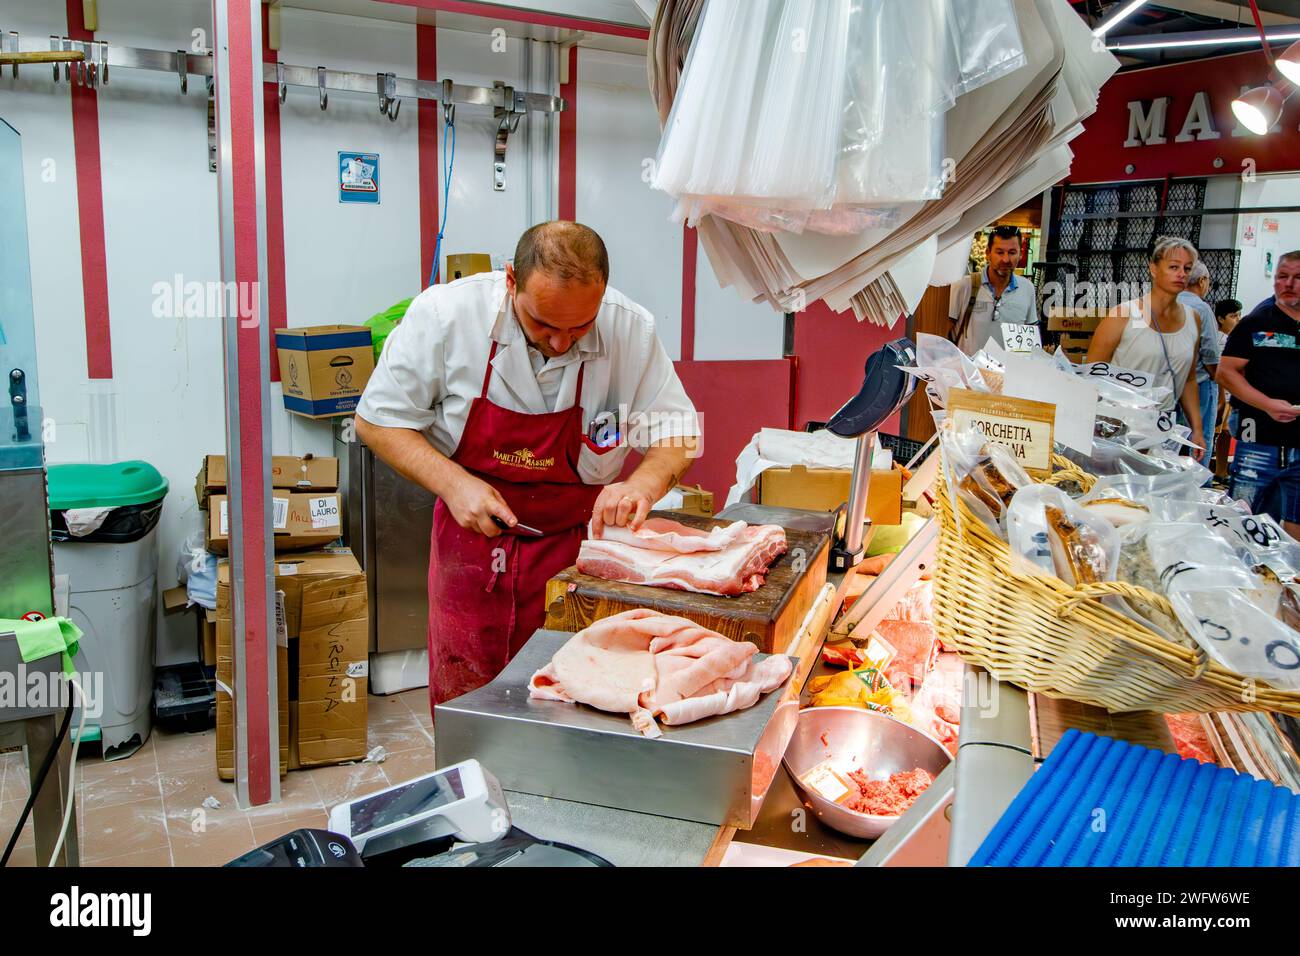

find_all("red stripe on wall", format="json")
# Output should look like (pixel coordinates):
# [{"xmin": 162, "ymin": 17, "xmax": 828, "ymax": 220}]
[
  {"xmin": 261, "ymin": 3, "xmax": 288, "ymax": 381},
  {"xmin": 558, "ymin": 45, "xmax": 577, "ymax": 222},
  {"xmin": 222, "ymin": 0, "xmax": 272, "ymax": 805},
  {"xmin": 680, "ymin": 226, "xmax": 697, "ymax": 361},
  {"xmin": 66, "ymin": 0, "xmax": 112, "ymax": 379},
  {"xmin": 418, "ymin": 23, "xmax": 440, "ymax": 286},
  {"xmin": 376, "ymin": 0, "xmax": 650, "ymax": 39}
]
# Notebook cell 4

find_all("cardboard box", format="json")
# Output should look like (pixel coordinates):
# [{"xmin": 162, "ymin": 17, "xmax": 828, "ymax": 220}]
[
  {"xmin": 758, "ymin": 465, "xmax": 903, "ymax": 525},
  {"xmin": 214, "ymin": 551, "xmax": 368, "ymax": 776},
  {"xmin": 275, "ymin": 325, "xmax": 374, "ymax": 419},
  {"xmin": 162, "ymin": 586, "xmax": 219, "ymax": 667},
  {"xmin": 206, "ymin": 491, "xmax": 343, "ymax": 554},
  {"xmin": 196, "ymin": 454, "xmax": 338, "ymax": 507},
  {"xmin": 674, "ymin": 484, "xmax": 714, "ymax": 517},
  {"xmin": 215, "ymin": 584, "xmax": 290, "ymax": 780}
]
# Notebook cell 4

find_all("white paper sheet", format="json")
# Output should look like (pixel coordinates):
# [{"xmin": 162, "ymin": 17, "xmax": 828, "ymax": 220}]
[{"xmin": 1000, "ymin": 351, "xmax": 1099, "ymax": 455}]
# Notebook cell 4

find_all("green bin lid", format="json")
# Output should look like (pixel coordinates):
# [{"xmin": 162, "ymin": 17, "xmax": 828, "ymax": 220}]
[{"xmin": 47, "ymin": 461, "xmax": 170, "ymax": 510}]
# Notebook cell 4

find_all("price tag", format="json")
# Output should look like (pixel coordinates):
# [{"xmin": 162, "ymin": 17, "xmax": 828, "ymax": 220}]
[
  {"xmin": 1001, "ymin": 323, "xmax": 1041, "ymax": 352},
  {"xmin": 800, "ymin": 760, "xmax": 852, "ymax": 804},
  {"xmin": 219, "ymin": 500, "xmax": 229, "ymax": 537},
  {"xmin": 1078, "ymin": 361, "xmax": 1153, "ymax": 390},
  {"xmin": 347, "ymin": 661, "xmax": 369, "ymax": 678}
]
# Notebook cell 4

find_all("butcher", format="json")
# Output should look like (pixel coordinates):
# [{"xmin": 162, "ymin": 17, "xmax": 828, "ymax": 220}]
[{"xmin": 355, "ymin": 221, "xmax": 701, "ymax": 708}]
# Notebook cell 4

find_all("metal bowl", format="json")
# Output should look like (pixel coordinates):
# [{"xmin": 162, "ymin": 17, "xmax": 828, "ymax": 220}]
[{"xmin": 783, "ymin": 706, "xmax": 952, "ymax": 840}]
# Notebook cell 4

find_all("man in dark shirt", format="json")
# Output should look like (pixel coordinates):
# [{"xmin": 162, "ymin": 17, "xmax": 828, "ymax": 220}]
[{"xmin": 1218, "ymin": 251, "xmax": 1300, "ymax": 535}]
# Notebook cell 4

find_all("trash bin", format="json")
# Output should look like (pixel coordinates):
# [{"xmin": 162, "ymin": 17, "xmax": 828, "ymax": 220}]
[{"xmin": 48, "ymin": 461, "xmax": 169, "ymax": 759}]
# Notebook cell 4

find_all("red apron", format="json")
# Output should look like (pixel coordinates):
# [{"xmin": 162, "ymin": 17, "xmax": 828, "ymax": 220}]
[{"xmin": 427, "ymin": 339, "xmax": 608, "ymax": 708}]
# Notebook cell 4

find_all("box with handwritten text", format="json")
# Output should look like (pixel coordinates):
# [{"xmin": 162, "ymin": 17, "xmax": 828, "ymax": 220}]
[{"xmin": 214, "ymin": 550, "xmax": 368, "ymax": 777}]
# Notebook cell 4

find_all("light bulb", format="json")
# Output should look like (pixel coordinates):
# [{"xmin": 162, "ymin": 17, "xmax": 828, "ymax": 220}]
[
  {"xmin": 1278, "ymin": 40, "xmax": 1300, "ymax": 86},
  {"xmin": 1231, "ymin": 84, "xmax": 1284, "ymax": 135}
]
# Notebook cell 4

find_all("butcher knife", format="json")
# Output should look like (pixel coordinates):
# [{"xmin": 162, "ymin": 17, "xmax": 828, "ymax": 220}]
[{"xmin": 492, "ymin": 516, "xmax": 543, "ymax": 536}]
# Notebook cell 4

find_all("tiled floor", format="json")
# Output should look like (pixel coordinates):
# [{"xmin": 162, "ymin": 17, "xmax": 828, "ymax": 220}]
[{"xmin": 0, "ymin": 689, "xmax": 434, "ymax": 867}]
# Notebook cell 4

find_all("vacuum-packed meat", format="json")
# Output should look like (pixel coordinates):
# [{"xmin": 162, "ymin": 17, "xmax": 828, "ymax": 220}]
[
  {"xmin": 529, "ymin": 608, "xmax": 793, "ymax": 737},
  {"xmin": 577, "ymin": 518, "xmax": 787, "ymax": 597}
]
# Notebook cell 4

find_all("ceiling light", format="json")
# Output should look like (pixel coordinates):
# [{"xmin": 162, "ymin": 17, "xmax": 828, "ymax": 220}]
[
  {"xmin": 1231, "ymin": 84, "xmax": 1284, "ymax": 135},
  {"xmin": 1278, "ymin": 39, "xmax": 1300, "ymax": 85},
  {"xmin": 1092, "ymin": 0, "xmax": 1147, "ymax": 38}
]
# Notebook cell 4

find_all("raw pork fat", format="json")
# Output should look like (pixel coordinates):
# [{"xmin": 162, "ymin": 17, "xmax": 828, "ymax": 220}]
[
  {"xmin": 577, "ymin": 518, "xmax": 787, "ymax": 597},
  {"xmin": 529, "ymin": 608, "xmax": 793, "ymax": 736}
]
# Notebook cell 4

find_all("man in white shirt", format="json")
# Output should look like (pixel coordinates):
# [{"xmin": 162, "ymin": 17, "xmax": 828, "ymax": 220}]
[
  {"xmin": 947, "ymin": 224, "xmax": 1039, "ymax": 355},
  {"xmin": 356, "ymin": 221, "xmax": 700, "ymax": 705}
]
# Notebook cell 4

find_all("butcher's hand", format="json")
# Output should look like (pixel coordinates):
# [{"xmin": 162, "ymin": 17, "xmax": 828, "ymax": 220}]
[
  {"xmin": 441, "ymin": 470, "xmax": 517, "ymax": 537},
  {"xmin": 592, "ymin": 478, "xmax": 657, "ymax": 537}
]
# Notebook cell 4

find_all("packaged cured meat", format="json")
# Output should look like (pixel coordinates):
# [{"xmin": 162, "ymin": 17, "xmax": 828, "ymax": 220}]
[
  {"xmin": 874, "ymin": 619, "xmax": 939, "ymax": 688},
  {"xmin": 1164, "ymin": 713, "xmax": 1216, "ymax": 765},
  {"xmin": 807, "ymin": 666, "xmax": 910, "ymax": 719},
  {"xmin": 1006, "ymin": 484, "xmax": 1119, "ymax": 587},
  {"xmin": 938, "ymin": 419, "xmax": 1030, "ymax": 530}
]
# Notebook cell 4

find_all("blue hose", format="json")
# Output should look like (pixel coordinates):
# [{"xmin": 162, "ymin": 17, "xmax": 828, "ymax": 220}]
[{"xmin": 427, "ymin": 115, "xmax": 457, "ymax": 288}]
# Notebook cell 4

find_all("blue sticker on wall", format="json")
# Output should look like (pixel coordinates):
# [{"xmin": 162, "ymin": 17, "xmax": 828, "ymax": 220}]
[{"xmin": 339, "ymin": 151, "xmax": 379, "ymax": 205}]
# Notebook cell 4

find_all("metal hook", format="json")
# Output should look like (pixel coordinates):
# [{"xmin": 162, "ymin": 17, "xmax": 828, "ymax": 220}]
[
  {"xmin": 99, "ymin": 40, "xmax": 108, "ymax": 84},
  {"xmin": 277, "ymin": 62, "xmax": 286, "ymax": 104},
  {"xmin": 177, "ymin": 49, "xmax": 187, "ymax": 94},
  {"xmin": 317, "ymin": 66, "xmax": 327, "ymax": 110},
  {"xmin": 441, "ymin": 77, "xmax": 455, "ymax": 126},
  {"xmin": 84, "ymin": 41, "xmax": 95, "ymax": 87},
  {"xmin": 50, "ymin": 35, "xmax": 59, "ymax": 81},
  {"xmin": 61, "ymin": 36, "xmax": 72, "ymax": 83},
  {"xmin": 7, "ymin": 32, "xmax": 18, "ymax": 79},
  {"xmin": 377, "ymin": 72, "xmax": 399, "ymax": 121}
]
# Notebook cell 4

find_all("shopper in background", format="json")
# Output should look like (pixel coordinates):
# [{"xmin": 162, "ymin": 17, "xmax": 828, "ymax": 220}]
[
  {"xmin": 948, "ymin": 224, "xmax": 1039, "ymax": 356},
  {"xmin": 1086, "ymin": 236, "xmax": 1204, "ymax": 460},
  {"xmin": 1212, "ymin": 298, "xmax": 1243, "ymax": 479},
  {"xmin": 1177, "ymin": 259, "xmax": 1222, "ymax": 459},
  {"xmin": 1217, "ymin": 252, "xmax": 1300, "ymax": 535}
]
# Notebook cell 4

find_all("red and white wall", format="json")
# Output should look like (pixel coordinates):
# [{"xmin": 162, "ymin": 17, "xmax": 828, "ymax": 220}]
[{"xmin": 2, "ymin": 0, "xmax": 895, "ymax": 664}]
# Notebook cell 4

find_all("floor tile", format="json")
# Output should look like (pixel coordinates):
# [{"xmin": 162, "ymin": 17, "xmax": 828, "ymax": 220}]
[
  {"xmin": 81, "ymin": 796, "xmax": 170, "ymax": 863},
  {"xmin": 367, "ymin": 713, "xmax": 434, "ymax": 755},
  {"xmin": 233, "ymin": 771, "xmax": 323, "ymax": 827},
  {"xmin": 381, "ymin": 749, "xmax": 439, "ymax": 787},
  {"xmin": 76, "ymin": 766, "xmax": 162, "ymax": 814},
  {"xmin": 153, "ymin": 729, "xmax": 217, "ymax": 772},
  {"xmin": 306, "ymin": 762, "xmax": 388, "ymax": 809},
  {"xmin": 2, "ymin": 843, "xmax": 37, "ymax": 867},
  {"xmin": 168, "ymin": 816, "xmax": 256, "ymax": 867},
  {"xmin": 250, "ymin": 808, "xmax": 328, "ymax": 847},
  {"xmin": 0, "ymin": 797, "xmax": 35, "ymax": 850}
]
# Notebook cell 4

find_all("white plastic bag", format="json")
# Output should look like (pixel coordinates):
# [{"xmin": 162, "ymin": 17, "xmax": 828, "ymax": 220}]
[{"xmin": 1007, "ymin": 484, "xmax": 1119, "ymax": 586}]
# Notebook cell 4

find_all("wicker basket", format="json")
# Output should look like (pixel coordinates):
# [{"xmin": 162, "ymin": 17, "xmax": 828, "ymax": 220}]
[{"xmin": 933, "ymin": 456, "xmax": 1300, "ymax": 717}]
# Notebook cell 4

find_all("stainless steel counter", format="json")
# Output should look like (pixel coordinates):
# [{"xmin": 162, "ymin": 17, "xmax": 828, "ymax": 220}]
[{"xmin": 503, "ymin": 790, "xmax": 719, "ymax": 867}]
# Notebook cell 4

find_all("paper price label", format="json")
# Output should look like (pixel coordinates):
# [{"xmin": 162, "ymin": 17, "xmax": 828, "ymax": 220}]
[
  {"xmin": 346, "ymin": 661, "xmax": 369, "ymax": 678},
  {"xmin": 801, "ymin": 760, "xmax": 852, "ymax": 804},
  {"xmin": 1079, "ymin": 361, "xmax": 1153, "ymax": 390},
  {"xmin": 273, "ymin": 497, "xmax": 289, "ymax": 531},
  {"xmin": 274, "ymin": 591, "xmax": 288, "ymax": 647},
  {"xmin": 219, "ymin": 500, "xmax": 229, "ymax": 536},
  {"xmin": 310, "ymin": 495, "xmax": 340, "ymax": 530},
  {"xmin": 1001, "ymin": 323, "xmax": 1041, "ymax": 353},
  {"xmin": 277, "ymin": 563, "xmax": 299, "ymax": 576}
]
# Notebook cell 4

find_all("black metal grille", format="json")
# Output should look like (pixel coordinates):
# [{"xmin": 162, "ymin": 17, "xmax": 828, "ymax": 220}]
[{"xmin": 1047, "ymin": 178, "xmax": 1239, "ymax": 310}]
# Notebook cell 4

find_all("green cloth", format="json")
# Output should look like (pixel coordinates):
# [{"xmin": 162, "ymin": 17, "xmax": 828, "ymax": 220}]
[
  {"xmin": 2, "ymin": 616, "xmax": 82, "ymax": 676},
  {"xmin": 363, "ymin": 297, "xmax": 414, "ymax": 363}
]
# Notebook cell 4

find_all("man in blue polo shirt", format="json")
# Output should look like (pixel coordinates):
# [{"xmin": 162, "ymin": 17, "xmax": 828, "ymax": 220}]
[
  {"xmin": 1218, "ymin": 250, "xmax": 1300, "ymax": 536},
  {"xmin": 948, "ymin": 224, "xmax": 1039, "ymax": 356}
]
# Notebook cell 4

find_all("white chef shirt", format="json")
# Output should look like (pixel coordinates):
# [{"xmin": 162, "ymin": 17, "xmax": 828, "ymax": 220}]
[
  {"xmin": 356, "ymin": 271, "xmax": 700, "ymax": 485},
  {"xmin": 947, "ymin": 268, "xmax": 1039, "ymax": 355}
]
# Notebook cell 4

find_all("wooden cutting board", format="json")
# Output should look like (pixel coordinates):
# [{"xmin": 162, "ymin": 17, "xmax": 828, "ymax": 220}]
[{"xmin": 544, "ymin": 511, "xmax": 830, "ymax": 653}]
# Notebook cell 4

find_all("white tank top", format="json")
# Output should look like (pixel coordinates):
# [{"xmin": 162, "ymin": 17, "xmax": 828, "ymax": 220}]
[{"xmin": 1111, "ymin": 301, "xmax": 1198, "ymax": 411}]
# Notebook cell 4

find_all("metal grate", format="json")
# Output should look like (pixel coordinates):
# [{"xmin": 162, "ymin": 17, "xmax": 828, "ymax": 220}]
[{"xmin": 1048, "ymin": 178, "xmax": 1238, "ymax": 305}]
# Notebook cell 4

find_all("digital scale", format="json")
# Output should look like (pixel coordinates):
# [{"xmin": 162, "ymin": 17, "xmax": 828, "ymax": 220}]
[
  {"xmin": 827, "ymin": 338, "xmax": 918, "ymax": 573},
  {"xmin": 227, "ymin": 759, "xmax": 613, "ymax": 868}
]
